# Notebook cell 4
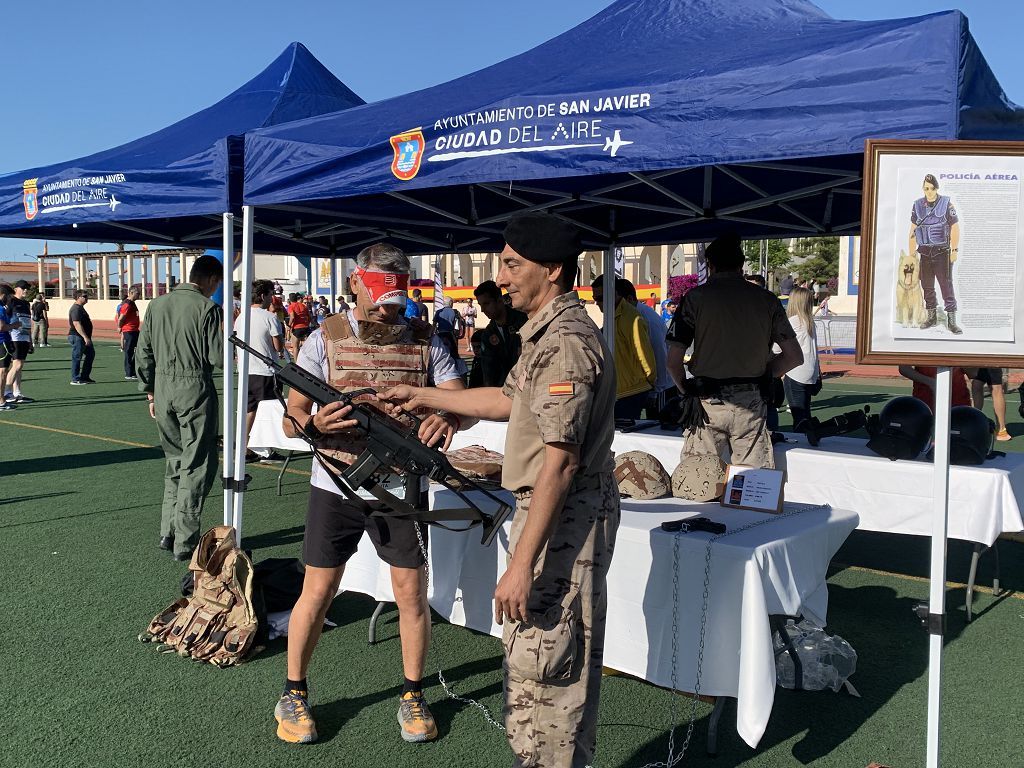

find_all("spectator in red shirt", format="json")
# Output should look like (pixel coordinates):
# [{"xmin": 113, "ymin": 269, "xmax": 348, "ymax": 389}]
[
  {"xmin": 286, "ymin": 292, "xmax": 312, "ymax": 358},
  {"xmin": 117, "ymin": 287, "xmax": 142, "ymax": 380},
  {"xmin": 898, "ymin": 365, "xmax": 971, "ymax": 414}
]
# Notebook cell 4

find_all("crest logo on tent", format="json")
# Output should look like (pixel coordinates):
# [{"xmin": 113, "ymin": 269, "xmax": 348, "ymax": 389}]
[
  {"xmin": 22, "ymin": 178, "xmax": 39, "ymax": 221},
  {"xmin": 390, "ymin": 130, "xmax": 426, "ymax": 181}
]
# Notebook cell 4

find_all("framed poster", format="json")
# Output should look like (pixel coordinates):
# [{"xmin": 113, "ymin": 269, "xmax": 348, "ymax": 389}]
[{"xmin": 857, "ymin": 139, "xmax": 1024, "ymax": 366}]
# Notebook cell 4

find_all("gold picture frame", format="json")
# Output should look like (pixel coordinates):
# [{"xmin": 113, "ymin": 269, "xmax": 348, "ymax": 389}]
[{"xmin": 857, "ymin": 139, "xmax": 1024, "ymax": 366}]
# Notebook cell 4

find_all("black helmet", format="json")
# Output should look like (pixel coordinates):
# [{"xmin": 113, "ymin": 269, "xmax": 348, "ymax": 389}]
[
  {"xmin": 948, "ymin": 406, "xmax": 994, "ymax": 465},
  {"xmin": 866, "ymin": 396, "xmax": 933, "ymax": 461}
]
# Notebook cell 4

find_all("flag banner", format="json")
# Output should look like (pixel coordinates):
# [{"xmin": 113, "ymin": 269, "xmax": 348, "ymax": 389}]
[{"xmin": 433, "ymin": 254, "xmax": 445, "ymax": 312}]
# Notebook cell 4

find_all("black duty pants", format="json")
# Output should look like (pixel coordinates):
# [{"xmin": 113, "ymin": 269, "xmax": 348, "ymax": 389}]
[{"xmin": 919, "ymin": 246, "xmax": 957, "ymax": 312}]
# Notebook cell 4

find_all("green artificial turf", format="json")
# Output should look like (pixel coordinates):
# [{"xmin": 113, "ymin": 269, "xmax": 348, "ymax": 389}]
[{"xmin": 1, "ymin": 343, "xmax": 1022, "ymax": 767}]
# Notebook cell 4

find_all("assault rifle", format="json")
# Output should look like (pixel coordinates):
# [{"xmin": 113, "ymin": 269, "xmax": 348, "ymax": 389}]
[{"xmin": 229, "ymin": 334, "xmax": 511, "ymax": 546}]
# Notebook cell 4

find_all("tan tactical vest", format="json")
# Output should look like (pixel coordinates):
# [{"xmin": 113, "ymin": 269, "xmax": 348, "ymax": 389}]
[
  {"xmin": 318, "ymin": 311, "xmax": 431, "ymax": 466},
  {"xmin": 140, "ymin": 526, "xmax": 258, "ymax": 667}
]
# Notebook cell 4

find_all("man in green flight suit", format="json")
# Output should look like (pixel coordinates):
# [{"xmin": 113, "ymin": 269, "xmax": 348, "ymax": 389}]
[{"xmin": 136, "ymin": 255, "xmax": 224, "ymax": 561}]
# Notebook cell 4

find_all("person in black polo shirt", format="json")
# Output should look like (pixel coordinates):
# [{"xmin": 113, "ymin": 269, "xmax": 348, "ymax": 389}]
[
  {"xmin": 666, "ymin": 234, "xmax": 802, "ymax": 469},
  {"xmin": 468, "ymin": 280, "xmax": 527, "ymax": 387},
  {"xmin": 31, "ymin": 292, "xmax": 49, "ymax": 347},
  {"xmin": 68, "ymin": 290, "xmax": 95, "ymax": 385}
]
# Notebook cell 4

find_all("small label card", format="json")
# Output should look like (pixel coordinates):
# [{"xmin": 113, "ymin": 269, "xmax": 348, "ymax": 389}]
[{"xmin": 720, "ymin": 464, "xmax": 785, "ymax": 513}]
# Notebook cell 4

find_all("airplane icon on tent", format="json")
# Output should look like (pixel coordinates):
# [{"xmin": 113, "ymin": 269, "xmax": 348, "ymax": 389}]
[
  {"xmin": 109, "ymin": 195, "xmax": 120, "ymax": 212},
  {"xmin": 603, "ymin": 130, "xmax": 633, "ymax": 157}
]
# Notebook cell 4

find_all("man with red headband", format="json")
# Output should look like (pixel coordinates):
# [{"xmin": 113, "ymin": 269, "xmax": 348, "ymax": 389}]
[{"xmin": 273, "ymin": 243, "xmax": 466, "ymax": 747}]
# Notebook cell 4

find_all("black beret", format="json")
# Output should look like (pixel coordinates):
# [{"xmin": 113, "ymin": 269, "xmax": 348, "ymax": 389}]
[{"xmin": 503, "ymin": 212, "xmax": 583, "ymax": 264}]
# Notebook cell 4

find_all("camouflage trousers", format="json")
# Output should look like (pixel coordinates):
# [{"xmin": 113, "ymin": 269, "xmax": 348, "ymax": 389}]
[
  {"xmin": 683, "ymin": 385, "xmax": 775, "ymax": 469},
  {"xmin": 504, "ymin": 472, "xmax": 620, "ymax": 768}
]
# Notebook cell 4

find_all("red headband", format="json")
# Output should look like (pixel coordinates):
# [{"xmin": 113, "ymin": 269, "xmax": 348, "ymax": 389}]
[{"xmin": 354, "ymin": 268, "xmax": 410, "ymax": 306}]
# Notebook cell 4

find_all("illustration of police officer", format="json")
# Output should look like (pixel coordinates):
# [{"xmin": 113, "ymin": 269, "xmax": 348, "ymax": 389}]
[{"xmin": 910, "ymin": 173, "xmax": 962, "ymax": 334}]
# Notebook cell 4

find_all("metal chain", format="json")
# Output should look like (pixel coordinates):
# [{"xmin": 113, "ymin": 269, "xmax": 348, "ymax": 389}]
[
  {"xmin": 413, "ymin": 520, "xmax": 512, "ymax": 732},
  {"xmin": 413, "ymin": 499, "xmax": 829, "ymax": 768},
  {"xmin": 646, "ymin": 502, "xmax": 830, "ymax": 768}
]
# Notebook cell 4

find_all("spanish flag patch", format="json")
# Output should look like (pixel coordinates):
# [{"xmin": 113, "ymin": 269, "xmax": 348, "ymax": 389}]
[{"xmin": 548, "ymin": 382, "xmax": 574, "ymax": 396}]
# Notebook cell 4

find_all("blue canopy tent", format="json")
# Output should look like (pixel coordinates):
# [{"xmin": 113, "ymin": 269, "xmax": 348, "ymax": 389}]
[
  {"xmin": 236, "ymin": 1, "xmax": 1023, "ymax": 761},
  {"xmin": 242, "ymin": 0, "xmax": 1024, "ymax": 258},
  {"xmin": 0, "ymin": 42, "xmax": 366, "ymax": 535},
  {"xmin": 0, "ymin": 42, "xmax": 363, "ymax": 253}
]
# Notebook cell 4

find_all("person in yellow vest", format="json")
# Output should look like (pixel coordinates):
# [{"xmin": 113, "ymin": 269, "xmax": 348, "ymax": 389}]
[
  {"xmin": 591, "ymin": 274, "xmax": 656, "ymax": 420},
  {"xmin": 273, "ymin": 243, "xmax": 467, "ymax": 746}
]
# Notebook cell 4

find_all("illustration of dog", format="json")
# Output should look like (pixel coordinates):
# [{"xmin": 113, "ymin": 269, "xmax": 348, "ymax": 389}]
[{"xmin": 895, "ymin": 250, "xmax": 927, "ymax": 328}]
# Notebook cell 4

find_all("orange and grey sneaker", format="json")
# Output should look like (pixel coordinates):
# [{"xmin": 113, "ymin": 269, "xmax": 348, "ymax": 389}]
[
  {"xmin": 397, "ymin": 691, "xmax": 438, "ymax": 742},
  {"xmin": 275, "ymin": 691, "xmax": 318, "ymax": 744}
]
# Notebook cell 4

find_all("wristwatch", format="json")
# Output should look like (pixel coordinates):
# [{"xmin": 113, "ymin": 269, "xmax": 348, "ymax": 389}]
[{"xmin": 302, "ymin": 415, "xmax": 323, "ymax": 442}]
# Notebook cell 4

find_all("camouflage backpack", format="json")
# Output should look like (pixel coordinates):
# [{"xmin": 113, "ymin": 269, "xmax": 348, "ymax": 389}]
[
  {"xmin": 672, "ymin": 454, "xmax": 726, "ymax": 502},
  {"xmin": 613, "ymin": 451, "xmax": 671, "ymax": 500},
  {"xmin": 139, "ymin": 526, "xmax": 258, "ymax": 667}
]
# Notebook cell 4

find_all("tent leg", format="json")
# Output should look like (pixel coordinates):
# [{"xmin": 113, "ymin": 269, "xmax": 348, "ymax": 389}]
[
  {"xmin": 925, "ymin": 368, "xmax": 952, "ymax": 768},
  {"xmin": 231, "ymin": 206, "xmax": 256, "ymax": 544},
  {"xmin": 329, "ymin": 259, "xmax": 337, "ymax": 314},
  {"xmin": 221, "ymin": 213, "xmax": 236, "ymax": 527}
]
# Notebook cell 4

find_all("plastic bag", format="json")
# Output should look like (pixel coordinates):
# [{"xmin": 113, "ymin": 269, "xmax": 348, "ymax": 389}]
[{"xmin": 773, "ymin": 619, "xmax": 858, "ymax": 694}]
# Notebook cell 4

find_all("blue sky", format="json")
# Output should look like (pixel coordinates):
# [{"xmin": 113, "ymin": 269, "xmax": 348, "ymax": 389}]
[{"xmin": 2, "ymin": 0, "xmax": 1021, "ymax": 260}]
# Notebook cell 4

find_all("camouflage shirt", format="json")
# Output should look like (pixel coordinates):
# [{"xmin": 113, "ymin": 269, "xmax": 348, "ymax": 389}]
[{"xmin": 500, "ymin": 291, "xmax": 616, "ymax": 491}]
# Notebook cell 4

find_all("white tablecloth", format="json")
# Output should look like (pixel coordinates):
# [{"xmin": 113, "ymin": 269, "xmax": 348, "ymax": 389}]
[
  {"xmin": 247, "ymin": 400, "xmax": 312, "ymax": 453},
  {"xmin": 339, "ymin": 489, "xmax": 858, "ymax": 748},
  {"xmin": 450, "ymin": 421, "xmax": 1024, "ymax": 547}
]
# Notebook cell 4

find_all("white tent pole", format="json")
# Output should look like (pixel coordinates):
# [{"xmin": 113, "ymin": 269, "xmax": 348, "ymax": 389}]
[
  {"xmin": 926, "ymin": 367, "xmax": 952, "ymax": 768},
  {"xmin": 221, "ymin": 213, "xmax": 236, "ymax": 527},
  {"xmin": 231, "ymin": 206, "xmax": 255, "ymax": 542},
  {"xmin": 329, "ymin": 259, "xmax": 338, "ymax": 313}
]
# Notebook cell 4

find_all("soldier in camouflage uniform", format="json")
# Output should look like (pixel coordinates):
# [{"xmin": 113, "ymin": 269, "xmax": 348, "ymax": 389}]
[
  {"xmin": 383, "ymin": 212, "xmax": 619, "ymax": 768},
  {"xmin": 666, "ymin": 234, "xmax": 803, "ymax": 470}
]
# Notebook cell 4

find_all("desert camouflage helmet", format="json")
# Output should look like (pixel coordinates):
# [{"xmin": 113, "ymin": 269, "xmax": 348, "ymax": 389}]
[
  {"xmin": 613, "ymin": 451, "xmax": 671, "ymax": 500},
  {"xmin": 672, "ymin": 454, "xmax": 726, "ymax": 502}
]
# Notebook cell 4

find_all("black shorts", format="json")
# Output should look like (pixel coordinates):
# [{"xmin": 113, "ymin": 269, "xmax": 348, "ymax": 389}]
[
  {"xmin": 12, "ymin": 341, "xmax": 31, "ymax": 361},
  {"xmin": 0, "ymin": 341, "xmax": 12, "ymax": 369},
  {"xmin": 972, "ymin": 368, "xmax": 1007, "ymax": 388},
  {"xmin": 247, "ymin": 374, "xmax": 281, "ymax": 413},
  {"xmin": 291, "ymin": 327, "xmax": 311, "ymax": 340},
  {"xmin": 303, "ymin": 485, "xmax": 428, "ymax": 569}
]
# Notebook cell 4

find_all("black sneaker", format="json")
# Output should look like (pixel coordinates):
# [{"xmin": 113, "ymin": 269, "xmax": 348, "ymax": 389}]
[
  {"xmin": 0, "ymin": 402, "xmax": 15, "ymax": 411},
  {"xmin": 259, "ymin": 451, "xmax": 287, "ymax": 464},
  {"xmin": 12, "ymin": 395, "xmax": 34, "ymax": 404},
  {"xmin": 81, "ymin": 378, "xmax": 97, "ymax": 384}
]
